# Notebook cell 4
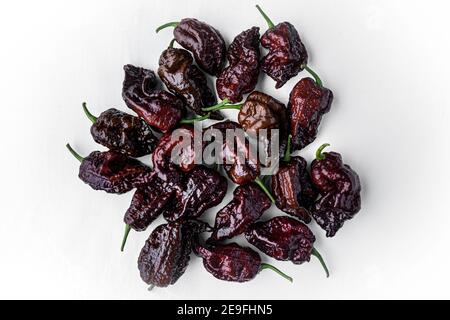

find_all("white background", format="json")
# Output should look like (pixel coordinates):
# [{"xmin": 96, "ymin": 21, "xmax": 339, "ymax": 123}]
[{"xmin": 0, "ymin": 0, "xmax": 449, "ymax": 300}]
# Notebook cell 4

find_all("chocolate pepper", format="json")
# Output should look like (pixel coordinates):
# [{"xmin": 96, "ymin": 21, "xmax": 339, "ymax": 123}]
[
  {"xmin": 216, "ymin": 27, "xmax": 261, "ymax": 103},
  {"xmin": 310, "ymin": 144, "xmax": 362, "ymax": 237},
  {"xmin": 245, "ymin": 216, "xmax": 329, "ymax": 277},
  {"xmin": 156, "ymin": 18, "xmax": 226, "ymax": 76},
  {"xmin": 66, "ymin": 144, "xmax": 152, "ymax": 194},
  {"xmin": 82, "ymin": 103, "xmax": 157, "ymax": 158},
  {"xmin": 194, "ymin": 242, "xmax": 293, "ymax": 283}
]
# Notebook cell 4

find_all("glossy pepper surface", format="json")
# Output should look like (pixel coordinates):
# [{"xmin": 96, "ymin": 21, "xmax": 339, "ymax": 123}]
[
  {"xmin": 216, "ymin": 27, "xmax": 261, "ymax": 103},
  {"xmin": 163, "ymin": 166, "xmax": 228, "ymax": 222},
  {"xmin": 289, "ymin": 78, "xmax": 333, "ymax": 150},
  {"xmin": 152, "ymin": 125, "xmax": 201, "ymax": 173},
  {"xmin": 138, "ymin": 220, "xmax": 208, "ymax": 288},
  {"xmin": 271, "ymin": 156, "xmax": 317, "ymax": 223},
  {"xmin": 311, "ymin": 145, "xmax": 362, "ymax": 237},
  {"xmin": 122, "ymin": 64, "xmax": 185, "ymax": 133},
  {"xmin": 205, "ymin": 121, "xmax": 260, "ymax": 185},
  {"xmin": 194, "ymin": 242, "xmax": 293, "ymax": 283},
  {"xmin": 209, "ymin": 183, "xmax": 271, "ymax": 242},
  {"xmin": 124, "ymin": 170, "xmax": 182, "ymax": 231},
  {"xmin": 158, "ymin": 47, "xmax": 222, "ymax": 120},
  {"xmin": 66, "ymin": 145, "xmax": 152, "ymax": 194},
  {"xmin": 257, "ymin": 6, "xmax": 308, "ymax": 88},
  {"xmin": 84, "ymin": 105, "xmax": 157, "ymax": 158}
]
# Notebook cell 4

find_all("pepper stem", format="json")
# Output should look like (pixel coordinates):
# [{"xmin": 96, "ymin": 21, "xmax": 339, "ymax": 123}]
[
  {"xmin": 254, "ymin": 178, "xmax": 276, "ymax": 204},
  {"xmin": 311, "ymin": 247, "xmax": 330, "ymax": 278},
  {"xmin": 168, "ymin": 38, "xmax": 176, "ymax": 48},
  {"xmin": 66, "ymin": 144, "xmax": 84, "ymax": 162},
  {"xmin": 256, "ymin": 5, "xmax": 275, "ymax": 29},
  {"xmin": 316, "ymin": 143, "xmax": 330, "ymax": 161},
  {"xmin": 179, "ymin": 113, "xmax": 212, "ymax": 125},
  {"xmin": 148, "ymin": 285, "xmax": 156, "ymax": 291},
  {"xmin": 156, "ymin": 22, "xmax": 180, "ymax": 33},
  {"xmin": 283, "ymin": 135, "xmax": 292, "ymax": 162},
  {"xmin": 121, "ymin": 224, "xmax": 132, "ymax": 252},
  {"xmin": 202, "ymin": 99, "xmax": 242, "ymax": 112},
  {"xmin": 82, "ymin": 102, "xmax": 98, "ymax": 123},
  {"xmin": 260, "ymin": 263, "xmax": 293, "ymax": 283},
  {"xmin": 303, "ymin": 65, "xmax": 323, "ymax": 88}
]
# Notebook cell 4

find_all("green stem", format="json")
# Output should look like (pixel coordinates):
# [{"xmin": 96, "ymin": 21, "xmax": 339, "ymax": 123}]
[
  {"xmin": 303, "ymin": 65, "xmax": 323, "ymax": 88},
  {"xmin": 260, "ymin": 263, "xmax": 293, "ymax": 283},
  {"xmin": 82, "ymin": 102, "xmax": 98, "ymax": 123},
  {"xmin": 283, "ymin": 135, "xmax": 292, "ymax": 162},
  {"xmin": 256, "ymin": 5, "xmax": 275, "ymax": 29},
  {"xmin": 169, "ymin": 38, "xmax": 176, "ymax": 48},
  {"xmin": 121, "ymin": 224, "xmax": 132, "ymax": 252},
  {"xmin": 148, "ymin": 285, "xmax": 156, "ymax": 291},
  {"xmin": 66, "ymin": 144, "xmax": 84, "ymax": 162},
  {"xmin": 179, "ymin": 113, "xmax": 212, "ymax": 125},
  {"xmin": 156, "ymin": 21, "xmax": 179, "ymax": 33},
  {"xmin": 202, "ymin": 99, "xmax": 231, "ymax": 112},
  {"xmin": 316, "ymin": 143, "xmax": 330, "ymax": 161},
  {"xmin": 254, "ymin": 178, "xmax": 276, "ymax": 204},
  {"xmin": 202, "ymin": 104, "xmax": 242, "ymax": 112},
  {"xmin": 311, "ymin": 247, "xmax": 330, "ymax": 278}
]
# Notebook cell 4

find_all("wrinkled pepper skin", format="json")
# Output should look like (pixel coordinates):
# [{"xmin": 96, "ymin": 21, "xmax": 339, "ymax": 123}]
[
  {"xmin": 271, "ymin": 156, "xmax": 317, "ymax": 223},
  {"xmin": 206, "ymin": 121, "xmax": 260, "ymax": 185},
  {"xmin": 152, "ymin": 125, "xmax": 200, "ymax": 173},
  {"xmin": 163, "ymin": 166, "xmax": 228, "ymax": 222},
  {"xmin": 78, "ymin": 151, "xmax": 152, "ymax": 194},
  {"xmin": 122, "ymin": 64, "xmax": 185, "ymax": 133},
  {"xmin": 310, "ymin": 151, "xmax": 361, "ymax": 237},
  {"xmin": 124, "ymin": 170, "xmax": 182, "ymax": 231},
  {"xmin": 289, "ymin": 78, "xmax": 333, "ymax": 150},
  {"xmin": 138, "ymin": 220, "xmax": 208, "ymax": 287},
  {"xmin": 209, "ymin": 183, "xmax": 271, "ymax": 242},
  {"xmin": 216, "ymin": 27, "xmax": 261, "ymax": 103},
  {"xmin": 158, "ymin": 48, "xmax": 222, "ymax": 120},
  {"xmin": 90, "ymin": 108, "xmax": 157, "ymax": 157},
  {"xmin": 261, "ymin": 22, "xmax": 308, "ymax": 89},
  {"xmin": 174, "ymin": 18, "xmax": 226, "ymax": 76},
  {"xmin": 194, "ymin": 243, "xmax": 261, "ymax": 283},
  {"xmin": 246, "ymin": 216, "xmax": 315, "ymax": 264}
]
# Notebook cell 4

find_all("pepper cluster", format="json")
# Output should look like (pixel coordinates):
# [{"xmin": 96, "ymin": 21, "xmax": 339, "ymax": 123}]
[{"xmin": 67, "ymin": 4, "xmax": 363, "ymax": 289}]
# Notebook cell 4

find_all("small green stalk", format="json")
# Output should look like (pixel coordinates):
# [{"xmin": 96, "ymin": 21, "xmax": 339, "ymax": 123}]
[
  {"xmin": 156, "ymin": 21, "xmax": 180, "ymax": 33},
  {"xmin": 260, "ymin": 263, "xmax": 293, "ymax": 283},
  {"xmin": 179, "ymin": 113, "xmax": 212, "ymax": 125},
  {"xmin": 283, "ymin": 135, "xmax": 292, "ymax": 162},
  {"xmin": 82, "ymin": 102, "xmax": 98, "ymax": 123},
  {"xmin": 66, "ymin": 144, "xmax": 84, "ymax": 162},
  {"xmin": 316, "ymin": 143, "xmax": 330, "ymax": 161},
  {"xmin": 311, "ymin": 247, "xmax": 330, "ymax": 278},
  {"xmin": 254, "ymin": 178, "xmax": 276, "ymax": 204},
  {"xmin": 168, "ymin": 38, "xmax": 177, "ymax": 48},
  {"xmin": 302, "ymin": 65, "xmax": 323, "ymax": 88},
  {"xmin": 256, "ymin": 5, "xmax": 275, "ymax": 29},
  {"xmin": 121, "ymin": 224, "xmax": 132, "ymax": 252},
  {"xmin": 201, "ymin": 99, "xmax": 242, "ymax": 112}
]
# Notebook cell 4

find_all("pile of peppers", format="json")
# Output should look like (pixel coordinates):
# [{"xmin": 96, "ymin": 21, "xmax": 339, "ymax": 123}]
[{"xmin": 66, "ymin": 4, "xmax": 362, "ymax": 289}]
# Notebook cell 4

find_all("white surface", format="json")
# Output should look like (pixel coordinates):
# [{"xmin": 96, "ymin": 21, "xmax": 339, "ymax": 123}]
[{"xmin": 0, "ymin": 0, "xmax": 449, "ymax": 300}]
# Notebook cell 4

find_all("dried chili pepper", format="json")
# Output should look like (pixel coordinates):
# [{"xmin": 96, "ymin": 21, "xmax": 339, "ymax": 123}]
[
  {"xmin": 121, "ymin": 170, "xmax": 182, "ymax": 251},
  {"xmin": 138, "ymin": 220, "xmax": 208, "ymax": 288},
  {"xmin": 271, "ymin": 138, "xmax": 317, "ymax": 222},
  {"xmin": 156, "ymin": 18, "xmax": 226, "ymax": 76},
  {"xmin": 82, "ymin": 103, "xmax": 157, "ymax": 157},
  {"xmin": 158, "ymin": 45, "xmax": 223, "ymax": 120},
  {"xmin": 289, "ymin": 77, "xmax": 334, "ymax": 150},
  {"xmin": 256, "ymin": 5, "xmax": 308, "ymax": 88},
  {"xmin": 122, "ymin": 64, "xmax": 186, "ymax": 133},
  {"xmin": 245, "ymin": 216, "xmax": 329, "ymax": 277},
  {"xmin": 310, "ymin": 144, "xmax": 362, "ymax": 237},
  {"xmin": 216, "ymin": 27, "xmax": 261, "ymax": 103},
  {"xmin": 209, "ymin": 183, "xmax": 271, "ymax": 242},
  {"xmin": 66, "ymin": 144, "xmax": 152, "ymax": 194},
  {"xmin": 194, "ymin": 242, "xmax": 293, "ymax": 283},
  {"xmin": 152, "ymin": 125, "xmax": 201, "ymax": 173},
  {"xmin": 163, "ymin": 166, "xmax": 228, "ymax": 222}
]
